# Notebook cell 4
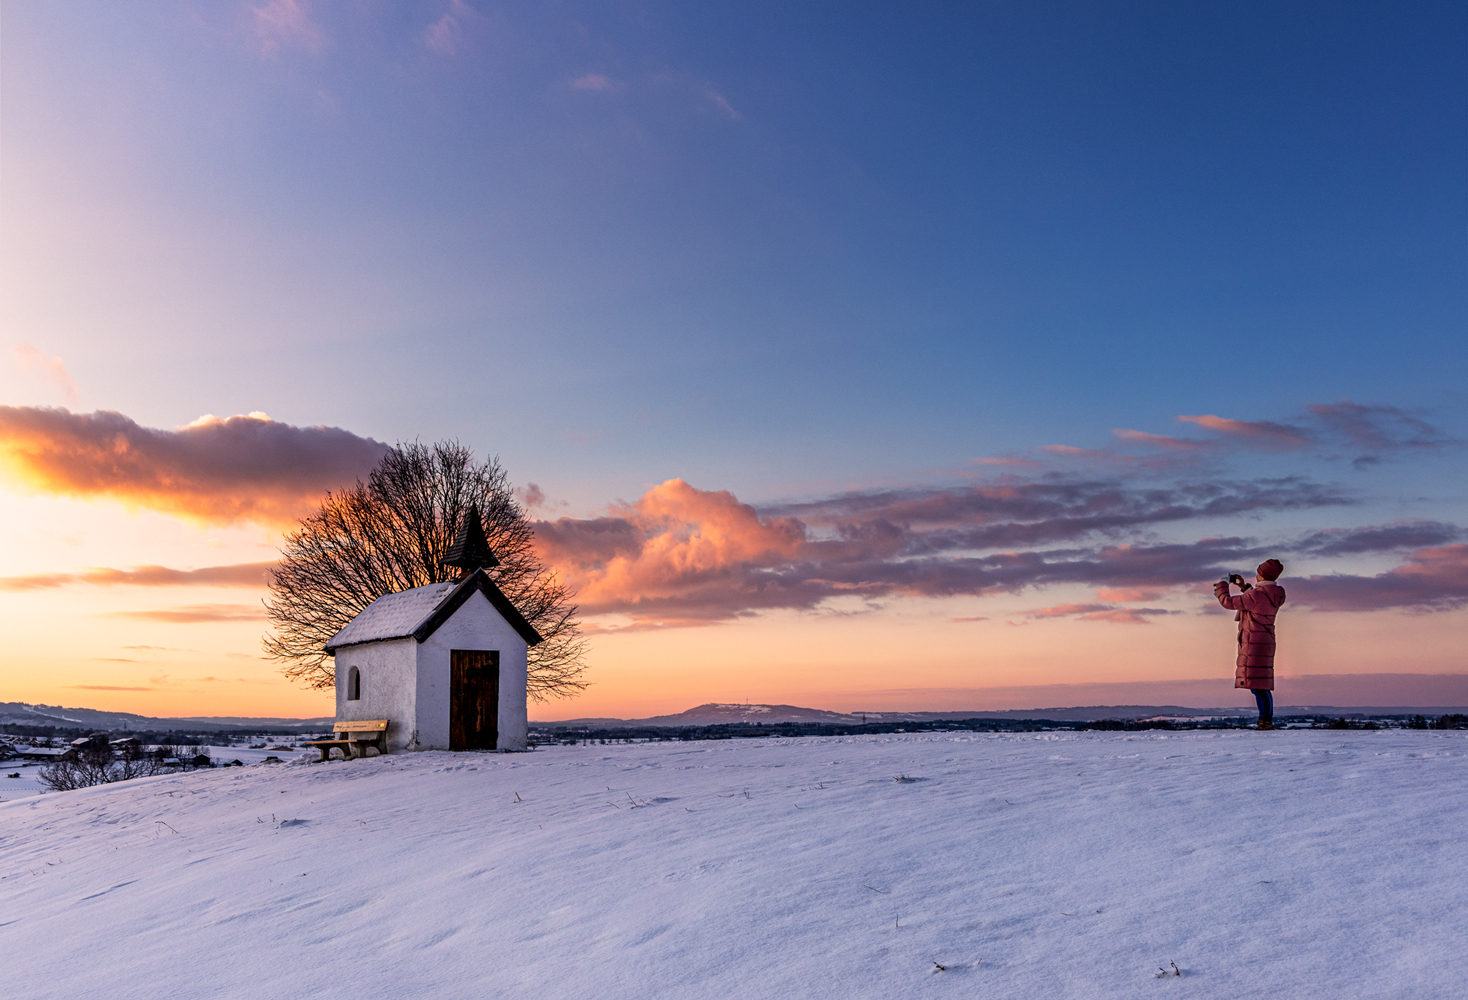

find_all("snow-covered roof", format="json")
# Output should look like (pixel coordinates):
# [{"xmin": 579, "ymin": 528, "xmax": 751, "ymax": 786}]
[
  {"xmin": 324, "ymin": 570, "xmax": 543, "ymax": 652},
  {"xmin": 324, "ymin": 582, "xmax": 458, "ymax": 650}
]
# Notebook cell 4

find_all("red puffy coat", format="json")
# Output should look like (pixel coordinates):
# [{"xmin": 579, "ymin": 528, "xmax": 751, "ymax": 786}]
[{"xmin": 1214, "ymin": 580, "xmax": 1286, "ymax": 690}]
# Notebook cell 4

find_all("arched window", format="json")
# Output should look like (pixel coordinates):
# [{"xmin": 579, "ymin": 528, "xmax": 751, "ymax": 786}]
[{"xmin": 347, "ymin": 666, "xmax": 361, "ymax": 701}]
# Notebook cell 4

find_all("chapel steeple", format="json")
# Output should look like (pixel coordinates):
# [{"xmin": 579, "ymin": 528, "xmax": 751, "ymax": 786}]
[{"xmin": 441, "ymin": 504, "xmax": 500, "ymax": 577}]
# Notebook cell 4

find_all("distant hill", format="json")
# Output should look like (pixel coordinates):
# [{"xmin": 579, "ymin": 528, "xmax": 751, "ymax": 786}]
[
  {"xmin": 532, "ymin": 700, "xmax": 1468, "ymax": 729},
  {"xmin": 0, "ymin": 702, "xmax": 333, "ymax": 733},
  {"xmin": 530, "ymin": 701, "xmax": 1220, "ymax": 728},
  {"xmin": 6, "ymin": 698, "xmax": 1462, "ymax": 738}
]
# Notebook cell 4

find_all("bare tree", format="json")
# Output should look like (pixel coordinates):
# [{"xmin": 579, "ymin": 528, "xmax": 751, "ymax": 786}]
[{"xmin": 264, "ymin": 441, "xmax": 589, "ymax": 701}]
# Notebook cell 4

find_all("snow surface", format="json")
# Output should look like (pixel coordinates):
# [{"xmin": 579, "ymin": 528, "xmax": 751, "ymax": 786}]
[
  {"xmin": 2, "ymin": 730, "xmax": 1464, "ymax": 999},
  {"xmin": 0, "ymin": 746, "xmax": 316, "ymax": 803}
]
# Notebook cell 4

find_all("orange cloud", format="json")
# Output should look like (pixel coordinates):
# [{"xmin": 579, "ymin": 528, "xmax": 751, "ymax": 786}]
[
  {"xmin": 1025, "ymin": 602, "xmax": 1176, "ymax": 624},
  {"xmin": 0, "ymin": 562, "xmax": 274, "ymax": 591},
  {"xmin": 1096, "ymin": 586, "xmax": 1168, "ymax": 603},
  {"xmin": 535, "ymin": 479, "xmax": 804, "ymax": 620},
  {"xmin": 67, "ymin": 685, "xmax": 152, "ymax": 691},
  {"xmin": 101, "ymin": 604, "xmax": 267, "ymax": 623},
  {"xmin": 0, "ymin": 407, "xmax": 387, "ymax": 524}
]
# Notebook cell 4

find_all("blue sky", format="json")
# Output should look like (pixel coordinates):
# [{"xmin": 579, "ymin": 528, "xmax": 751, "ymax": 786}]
[{"xmin": 1, "ymin": 1, "xmax": 1464, "ymax": 716}]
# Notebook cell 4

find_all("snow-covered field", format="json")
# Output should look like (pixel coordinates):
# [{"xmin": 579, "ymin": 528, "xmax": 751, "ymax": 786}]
[
  {"xmin": 2, "ymin": 730, "xmax": 1464, "ymax": 999},
  {"xmin": 0, "ymin": 745, "xmax": 311, "ymax": 802}
]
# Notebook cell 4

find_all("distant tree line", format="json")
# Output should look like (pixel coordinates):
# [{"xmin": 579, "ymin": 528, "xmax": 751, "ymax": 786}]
[
  {"xmin": 0, "ymin": 727, "xmax": 294, "ymax": 745},
  {"xmin": 528, "ymin": 712, "xmax": 1468, "ymax": 744},
  {"xmin": 33, "ymin": 742, "xmax": 211, "ymax": 792}
]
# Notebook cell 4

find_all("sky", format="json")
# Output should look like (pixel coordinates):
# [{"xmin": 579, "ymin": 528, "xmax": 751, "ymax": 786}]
[{"xmin": 1, "ymin": 0, "xmax": 1464, "ymax": 720}]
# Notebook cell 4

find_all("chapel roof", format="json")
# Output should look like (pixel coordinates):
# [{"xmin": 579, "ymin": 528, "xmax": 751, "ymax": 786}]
[{"xmin": 323, "ymin": 568, "xmax": 543, "ymax": 652}]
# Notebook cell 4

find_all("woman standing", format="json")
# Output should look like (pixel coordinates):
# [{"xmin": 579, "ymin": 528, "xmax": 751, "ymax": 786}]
[{"xmin": 1215, "ymin": 559, "xmax": 1286, "ymax": 730}]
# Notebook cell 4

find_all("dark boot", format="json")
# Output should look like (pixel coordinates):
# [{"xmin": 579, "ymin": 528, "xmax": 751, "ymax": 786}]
[{"xmin": 1255, "ymin": 719, "xmax": 1275, "ymax": 731}]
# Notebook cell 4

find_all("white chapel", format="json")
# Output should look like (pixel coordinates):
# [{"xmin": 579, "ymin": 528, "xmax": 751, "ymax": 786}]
[{"xmin": 323, "ymin": 507, "xmax": 543, "ymax": 752}]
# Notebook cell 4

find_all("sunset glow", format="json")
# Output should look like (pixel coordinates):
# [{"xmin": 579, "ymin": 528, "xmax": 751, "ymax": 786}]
[{"xmin": 1, "ymin": 2, "xmax": 1464, "ymax": 720}]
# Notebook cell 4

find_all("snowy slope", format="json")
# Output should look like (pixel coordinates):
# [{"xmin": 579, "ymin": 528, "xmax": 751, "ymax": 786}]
[
  {"xmin": 0, "ymin": 746, "xmax": 316, "ymax": 803},
  {"xmin": 2, "ymin": 731, "xmax": 1464, "ymax": 1000}
]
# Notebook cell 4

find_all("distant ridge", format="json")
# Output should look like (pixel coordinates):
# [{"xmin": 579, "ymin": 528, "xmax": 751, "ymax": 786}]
[
  {"xmin": 532, "ymin": 701, "xmax": 1468, "ymax": 729},
  {"xmin": 6, "ymin": 696, "xmax": 1464, "ymax": 737},
  {"xmin": 0, "ymin": 702, "xmax": 333, "ymax": 733}
]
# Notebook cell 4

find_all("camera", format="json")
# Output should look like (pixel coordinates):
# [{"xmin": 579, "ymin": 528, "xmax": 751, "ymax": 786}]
[{"xmin": 1227, "ymin": 573, "xmax": 1245, "ymax": 586}]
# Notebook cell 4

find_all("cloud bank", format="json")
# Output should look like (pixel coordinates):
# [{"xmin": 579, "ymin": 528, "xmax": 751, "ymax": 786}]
[
  {"xmin": 1290, "ymin": 545, "xmax": 1468, "ymax": 613},
  {"xmin": 1038, "ymin": 401, "xmax": 1456, "ymax": 470},
  {"xmin": 524, "ymin": 401, "xmax": 1459, "ymax": 627},
  {"xmin": 535, "ymin": 476, "xmax": 1465, "ymax": 627},
  {"xmin": 5, "ymin": 401, "xmax": 1458, "ymax": 628},
  {"xmin": 0, "ymin": 407, "xmax": 388, "ymax": 523}
]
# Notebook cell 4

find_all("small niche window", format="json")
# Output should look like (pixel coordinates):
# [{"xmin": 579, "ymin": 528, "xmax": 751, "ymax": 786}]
[{"xmin": 347, "ymin": 666, "xmax": 361, "ymax": 701}]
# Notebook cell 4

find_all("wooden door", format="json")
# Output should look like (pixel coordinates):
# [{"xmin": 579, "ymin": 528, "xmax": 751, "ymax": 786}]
[{"xmin": 450, "ymin": 650, "xmax": 499, "ymax": 750}]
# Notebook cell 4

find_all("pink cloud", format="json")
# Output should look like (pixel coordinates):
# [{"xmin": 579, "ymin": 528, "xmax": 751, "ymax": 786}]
[
  {"xmin": 706, "ymin": 90, "xmax": 743, "ymax": 120},
  {"xmin": 572, "ymin": 73, "xmax": 616, "ymax": 91},
  {"xmin": 1026, "ymin": 602, "xmax": 1112, "ymax": 619},
  {"xmin": 0, "ymin": 562, "xmax": 274, "ymax": 592},
  {"xmin": 1037, "ymin": 444, "xmax": 1145, "ymax": 466},
  {"xmin": 975, "ymin": 456, "xmax": 1043, "ymax": 468},
  {"xmin": 516, "ymin": 482, "xmax": 547, "ymax": 510},
  {"xmin": 1291, "ymin": 544, "xmax": 1468, "ymax": 612},
  {"xmin": 1075, "ymin": 608, "xmax": 1172, "ymax": 624},
  {"xmin": 1025, "ymin": 602, "xmax": 1176, "ymax": 624},
  {"xmin": 425, "ymin": 0, "xmax": 481, "ymax": 56},
  {"xmin": 1112, "ymin": 429, "xmax": 1205, "ymax": 450},
  {"xmin": 252, "ymin": 0, "xmax": 326, "ymax": 56},
  {"xmin": 1177, "ymin": 414, "xmax": 1311, "ymax": 449},
  {"xmin": 1096, "ymin": 586, "xmax": 1168, "ymax": 603},
  {"xmin": 14, "ymin": 344, "xmax": 80, "ymax": 404}
]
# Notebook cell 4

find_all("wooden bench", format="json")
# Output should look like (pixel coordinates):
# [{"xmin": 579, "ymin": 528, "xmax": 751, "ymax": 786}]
[{"xmin": 305, "ymin": 720, "xmax": 389, "ymax": 762}]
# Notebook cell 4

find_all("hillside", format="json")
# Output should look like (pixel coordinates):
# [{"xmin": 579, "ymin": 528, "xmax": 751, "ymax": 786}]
[
  {"xmin": 3, "ymin": 730, "xmax": 1465, "ymax": 998},
  {"xmin": 0, "ymin": 702, "xmax": 333, "ymax": 733}
]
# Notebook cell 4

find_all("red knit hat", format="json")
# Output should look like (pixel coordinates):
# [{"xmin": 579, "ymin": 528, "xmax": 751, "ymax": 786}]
[{"xmin": 1257, "ymin": 559, "xmax": 1283, "ymax": 581}]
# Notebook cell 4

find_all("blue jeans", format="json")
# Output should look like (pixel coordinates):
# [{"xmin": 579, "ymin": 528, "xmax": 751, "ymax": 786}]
[{"xmin": 1253, "ymin": 689, "xmax": 1273, "ymax": 721}]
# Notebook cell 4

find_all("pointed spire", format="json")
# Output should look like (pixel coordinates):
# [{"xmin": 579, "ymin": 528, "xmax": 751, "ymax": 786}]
[{"xmin": 441, "ymin": 504, "xmax": 500, "ymax": 576}]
